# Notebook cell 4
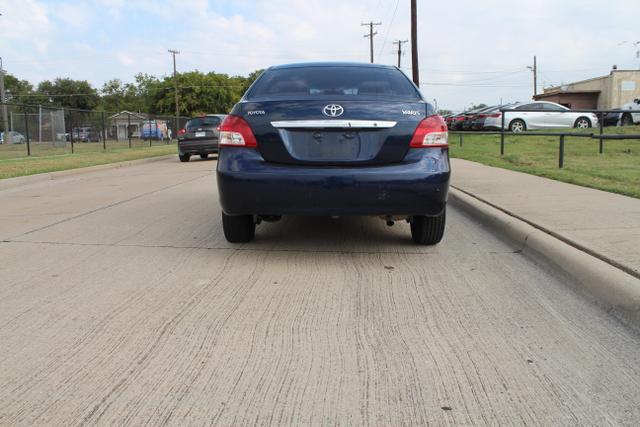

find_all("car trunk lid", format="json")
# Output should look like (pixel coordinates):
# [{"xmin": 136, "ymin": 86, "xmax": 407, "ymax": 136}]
[{"xmin": 237, "ymin": 99, "xmax": 427, "ymax": 165}]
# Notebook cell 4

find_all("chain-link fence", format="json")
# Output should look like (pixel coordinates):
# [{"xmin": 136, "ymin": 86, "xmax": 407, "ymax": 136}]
[{"xmin": 0, "ymin": 102, "xmax": 191, "ymax": 159}]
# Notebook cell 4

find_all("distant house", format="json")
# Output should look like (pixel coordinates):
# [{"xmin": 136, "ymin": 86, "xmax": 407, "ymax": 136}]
[
  {"xmin": 109, "ymin": 111, "xmax": 147, "ymax": 140},
  {"xmin": 534, "ymin": 68, "xmax": 640, "ymax": 110}
]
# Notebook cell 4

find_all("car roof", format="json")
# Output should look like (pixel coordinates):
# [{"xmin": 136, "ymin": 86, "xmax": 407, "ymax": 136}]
[{"xmin": 268, "ymin": 61, "xmax": 398, "ymax": 71}]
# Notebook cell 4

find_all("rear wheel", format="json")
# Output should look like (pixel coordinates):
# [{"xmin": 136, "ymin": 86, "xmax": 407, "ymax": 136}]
[
  {"xmin": 574, "ymin": 117, "xmax": 591, "ymax": 128},
  {"xmin": 222, "ymin": 212, "xmax": 255, "ymax": 243},
  {"xmin": 509, "ymin": 119, "xmax": 526, "ymax": 133},
  {"xmin": 410, "ymin": 209, "xmax": 446, "ymax": 245},
  {"xmin": 179, "ymin": 154, "xmax": 190, "ymax": 162},
  {"xmin": 200, "ymin": 154, "xmax": 208, "ymax": 160},
  {"xmin": 621, "ymin": 114, "xmax": 634, "ymax": 126}
]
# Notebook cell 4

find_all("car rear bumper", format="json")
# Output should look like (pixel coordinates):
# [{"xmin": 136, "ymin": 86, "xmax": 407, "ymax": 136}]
[
  {"xmin": 217, "ymin": 147, "xmax": 450, "ymax": 216},
  {"xmin": 178, "ymin": 138, "xmax": 219, "ymax": 154}
]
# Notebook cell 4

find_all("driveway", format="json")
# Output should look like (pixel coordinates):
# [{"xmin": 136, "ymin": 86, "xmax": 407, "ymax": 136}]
[{"xmin": 1, "ymin": 158, "xmax": 639, "ymax": 425}]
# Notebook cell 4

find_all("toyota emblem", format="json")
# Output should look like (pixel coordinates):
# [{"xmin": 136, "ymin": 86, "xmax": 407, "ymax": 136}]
[{"xmin": 323, "ymin": 104, "xmax": 344, "ymax": 117}]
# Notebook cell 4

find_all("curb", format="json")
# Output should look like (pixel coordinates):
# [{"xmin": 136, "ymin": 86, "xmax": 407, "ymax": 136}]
[
  {"xmin": 0, "ymin": 155, "xmax": 176, "ymax": 191},
  {"xmin": 449, "ymin": 187, "xmax": 640, "ymax": 332}
]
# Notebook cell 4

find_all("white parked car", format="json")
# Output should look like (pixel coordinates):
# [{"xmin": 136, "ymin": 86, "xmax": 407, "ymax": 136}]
[
  {"xmin": 0, "ymin": 131, "xmax": 26, "ymax": 144},
  {"xmin": 503, "ymin": 101, "xmax": 599, "ymax": 133},
  {"xmin": 614, "ymin": 99, "xmax": 640, "ymax": 126}
]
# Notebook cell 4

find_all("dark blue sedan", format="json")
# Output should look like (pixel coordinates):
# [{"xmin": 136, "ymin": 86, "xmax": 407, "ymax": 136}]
[{"xmin": 217, "ymin": 62, "xmax": 450, "ymax": 244}]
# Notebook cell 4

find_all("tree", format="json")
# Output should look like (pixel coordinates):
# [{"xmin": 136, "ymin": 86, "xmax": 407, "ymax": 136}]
[
  {"xmin": 3, "ymin": 74, "xmax": 34, "ymax": 104},
  {"xmin": 37, "ymin": 78, "xmax": 100, "ymax": 110},
  {"xmin": 99, "ymin": 78, "xmax": 144, "ymax": 112},
  {"xmin": 146, "ymin": 70, "xmax": 261, "ymax": 117},
  {"xmin": 2, "ymin": 69, "xmax": 264, "ymax": 116}
]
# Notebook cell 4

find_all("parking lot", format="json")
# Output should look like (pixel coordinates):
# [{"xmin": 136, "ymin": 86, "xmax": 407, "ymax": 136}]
[{"xmin": 1, "ymin": 157, "xmax": 640, "ymax": 425}]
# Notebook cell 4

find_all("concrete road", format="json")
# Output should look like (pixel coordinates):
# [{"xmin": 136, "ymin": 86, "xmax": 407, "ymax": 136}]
[{"xmin": 1, "ymin": 158, "xmax": 639, "ymax": 425}]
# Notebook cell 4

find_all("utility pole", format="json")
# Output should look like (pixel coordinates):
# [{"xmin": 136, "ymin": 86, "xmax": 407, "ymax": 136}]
[
  {"xmin": 361, "ymin": 21, "xmax": 382, "ymax": 63},
  {"xmin": 410, "ymin": 0, "xmax": 419, "ymax": 86},
  {"xmin": 527, "ymin": 56, "xmax": 538, "ymax": 98},
  {"xmin": 168, "ymin": 49, "xmax": 180, "ymax": 138},
  {"xmin": 0, "ymin": 57, "xmax": 9, "ymax": 143},
  {"xmin": 393, "ymin": 39, "xmax": 409, "ymax": 68}
]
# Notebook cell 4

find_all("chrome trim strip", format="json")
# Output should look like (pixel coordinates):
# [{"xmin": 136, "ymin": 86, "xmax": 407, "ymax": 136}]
[{"xmin": 270, "ymin": 120, "xmax": 397, "ymax": 129}]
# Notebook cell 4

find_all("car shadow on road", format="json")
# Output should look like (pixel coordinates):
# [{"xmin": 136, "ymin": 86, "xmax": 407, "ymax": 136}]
[{"xmin": 245, "ymin": 215, "xmax": 428, "ymax": 252}]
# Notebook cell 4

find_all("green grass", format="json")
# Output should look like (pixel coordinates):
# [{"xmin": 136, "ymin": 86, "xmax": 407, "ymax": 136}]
[
  {"xmin": 449, "ymin": 126, "xmax": 640, "ymax": 199},
  {"xmin": 0, "ymin": 141, "xmax": 177, "ymax": 179}
]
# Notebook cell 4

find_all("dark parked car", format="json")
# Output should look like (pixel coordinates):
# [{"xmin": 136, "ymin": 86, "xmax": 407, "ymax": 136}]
[
  {"xmin": 461, "ymin": 106, "xmax": 495, "ymax": 131},
  {"xmin": 603, "ymin": 110, "xmax": 623, "ymax": 126},
  {"xmin": 217, "ymin": 62, "xmax": 450, "ymax": 244},
  {"xmin": 448, "ymin": 113, "xmax": 466, "ymax": 131},
  {"xmin": 72, "ymin": 126, "xmax": 100, "ymax": 142},
  {"xmin": 603, "ymin": 99, "xmax": 640, "ymax": 126},
  {"xmin": 177, "ymin": 114, "xmax": 226, "ymax": 162},
  {"xmin": 470, "ymin": 104, "xmax": 511, "ymax": 130}
]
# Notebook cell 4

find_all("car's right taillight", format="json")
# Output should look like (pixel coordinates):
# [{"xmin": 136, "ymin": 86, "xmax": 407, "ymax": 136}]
[
  {"xmin": 219, "ymin": 115, "xmax": 257, "ymax": 147},
  {"xmin": 488, "ymin": 113, "xmax": 502, "ymax": 118},
  {"xmin": 409, "ymin": 115, "xmax": 448, "ymax": 148}
]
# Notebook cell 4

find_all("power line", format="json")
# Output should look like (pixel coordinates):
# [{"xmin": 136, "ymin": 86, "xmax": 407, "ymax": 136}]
[
  {"xmin": 377, "ymin": 0, "xmax": 400, "ymax": 58},
  {"xmin": 14, "ymin": 83, "xmax": 247, "ymax": 98},
  {"xmin": 422, "ymin": 82, "xmax": 531, "ymax": 88}
]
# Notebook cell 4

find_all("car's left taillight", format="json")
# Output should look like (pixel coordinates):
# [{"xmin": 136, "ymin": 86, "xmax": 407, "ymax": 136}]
[
  {"xmin": 219, "ymin": 115, "xmax": 257, "ymax": 147},
  {"xmin": 178, "ymin": 128, "xmax": 186, "ymax": 136},
  {"xmin": 409, "ymin": 115, "xmax": 448, "ymax": 148}
]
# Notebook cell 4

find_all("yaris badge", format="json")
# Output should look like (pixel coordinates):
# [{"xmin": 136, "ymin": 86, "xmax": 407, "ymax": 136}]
[{"xmin": 323, "ymin": 104, "xmax": 344, "ymax": 117}]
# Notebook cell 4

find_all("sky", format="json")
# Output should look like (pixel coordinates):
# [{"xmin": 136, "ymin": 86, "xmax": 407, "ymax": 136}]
[{"xmin": 0, "ymin": 0, "xmax": 639, "ymax": 111}]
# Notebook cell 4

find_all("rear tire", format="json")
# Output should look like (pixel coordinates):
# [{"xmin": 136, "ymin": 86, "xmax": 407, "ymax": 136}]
[
  {"xmin": 200, "ymin": 154, "xmax": 208, "ymax": 160},
  {"xmin": 410, "ymin": 209, "xmax": 446, "ymax": 245},
  {"xmin": 179, "ymin": 154, "xmax": 190, "ymax": 162},
  {"xmin": 621, "ymin": 114, "xmax": 633, "ymax": 126},
  {"xmin": 222, "ymin": 212, "xmax": 255, "ymax": 243},
  {"xmin": 509, "ymin": 119, "xmax": 526, "ymax": 133},
  {"xmin": 574, "ymin": 117, "xmax": 591, "ymax": 128}
]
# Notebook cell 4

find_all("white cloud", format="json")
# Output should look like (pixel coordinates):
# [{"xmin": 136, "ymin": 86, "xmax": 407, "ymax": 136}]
[
  {"xmin": 116, "ymin": 52, "xmax": 135, "ymax": 66},
  {"xmin": 0, "ymin": 0, "xmax": 51, "ymax": 44},
  {"xmin": 52, "ymin": 2, "xmax": 92, "ymax": 31}
]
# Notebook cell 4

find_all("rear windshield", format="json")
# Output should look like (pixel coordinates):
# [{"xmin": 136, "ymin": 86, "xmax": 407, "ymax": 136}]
[
  {"xmin": 186, "ymin": 117, "xmax": 221, "ymax": 129},
  {"xmin": 247, "ymin": 66, "xmax": 421, "ymax": 100}
]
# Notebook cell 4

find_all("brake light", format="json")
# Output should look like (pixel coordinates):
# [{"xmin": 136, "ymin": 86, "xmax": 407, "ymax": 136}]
[
  {"xmin": 178, "ymin": 128, "xmax": 186, "ymax": 135},
  {"xmin": 219, "ymin": 115, "xmax": 257, "ymax": 147},
  {"xmin": 409, "ymin": 115, "xmax": 448, "ymax": 148},
  {"xmin": 488, "ymin": 113, "xmax": 502, "ymax": 118}
]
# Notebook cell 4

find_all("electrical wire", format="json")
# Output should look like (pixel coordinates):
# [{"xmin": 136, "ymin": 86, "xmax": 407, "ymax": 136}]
[{"xmin": 376, "ymin": 0, "xmax": 400, "ymax": 58}]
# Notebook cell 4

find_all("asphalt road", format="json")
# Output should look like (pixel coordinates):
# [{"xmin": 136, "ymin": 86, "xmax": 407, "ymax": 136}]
[{"xmin": 1, "ymin": 157, "xmax": 639, "ymax": 425}]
